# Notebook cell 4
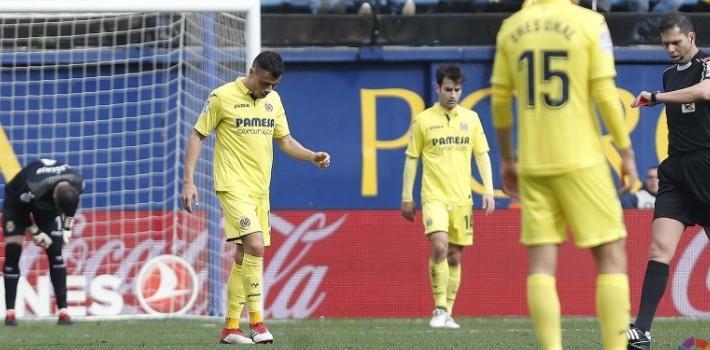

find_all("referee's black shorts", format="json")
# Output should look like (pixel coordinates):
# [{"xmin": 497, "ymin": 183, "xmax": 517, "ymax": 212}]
[{"xmin": 654, "ymin": 149, "xmax": 710, "ymax": 227}]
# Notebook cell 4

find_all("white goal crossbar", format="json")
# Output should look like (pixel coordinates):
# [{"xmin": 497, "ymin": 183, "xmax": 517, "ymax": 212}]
[{"xmin": 0, "ymin": 0, "xmax": 261, "ymax": 65}]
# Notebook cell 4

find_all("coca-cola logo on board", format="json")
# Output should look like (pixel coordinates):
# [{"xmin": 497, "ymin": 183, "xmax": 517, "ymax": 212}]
[
  {"xmin": 134, "ymin": 255, "xmax": 199, "ymax": 315},
  {"xmin": 264, "ymin": 212, "xmax": 347, "ymax": 319}
]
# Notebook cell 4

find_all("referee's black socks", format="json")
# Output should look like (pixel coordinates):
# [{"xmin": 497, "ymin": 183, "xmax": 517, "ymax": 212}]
[{"xmin": 635, "ymin": 260, "xmax": 669, "ymax": 333}]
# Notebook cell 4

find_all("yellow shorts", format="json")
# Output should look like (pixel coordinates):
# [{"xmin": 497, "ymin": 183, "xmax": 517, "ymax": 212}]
[
  {"xmin": 422, "ymin": 201, "xmax": 473, "ymax": 246},
  {"xmin": 519, "ymin": 163, "xmax": 626, "ymax": 248},
  {"xmin": 216, "ymin": 191, "xmax": 271, "ymax": 246}
]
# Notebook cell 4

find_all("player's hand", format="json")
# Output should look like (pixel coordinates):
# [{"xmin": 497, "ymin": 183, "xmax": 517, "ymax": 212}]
[
  {"xmin": 501, "ymin": 160, "xmax": 519, "ymax": 199},
  {"xmin": 311, "ymin": 152, "xmax": 331, "ymax": 169},
  {"xmin": 618, "ymin": 148, "xmax": 639, "ymax": 193},
  {"xmin": 401, "ymin": 201, "xmax": 416, "ymax": 222},
  {"xmin": 182, "ymin": 182, "xmax": 199, "ymax": 213},
  {"xmin": 27, "ymin": 224, "xmax": 52, "ymax": 249},
  {"xmin": 482, "ymin": 193, "xmax": 495, "ymax": 214},
  {"xmin": 62, "ymin": 228, "xmax": 72, "ymax": 245},
  {"xmin": 631, "ymin": 91, "xmax": 655, "ymax": 108},
  {"xmin": 62, "ymin": 217, "xmax": 74, "ymax": 245}
]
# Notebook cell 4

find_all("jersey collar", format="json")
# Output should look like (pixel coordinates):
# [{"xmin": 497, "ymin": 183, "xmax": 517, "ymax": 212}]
[
  {"xmin": 693, "ymin": 50, "xmax": 706, "ymax": 63},
  {"xmin": 677, "ymin": 50, "xmax": 704, "ymax": 71},
  {"xmin": 432, "ymin": 103, "xmax": 460, "ymax": 118},
  {"xmin": 533, "ymin": 0, "xmax": 570, "ymax": 5},
  {"xmin": 235, "ymin": 77, "xmax": 252, "ymax": 96}
]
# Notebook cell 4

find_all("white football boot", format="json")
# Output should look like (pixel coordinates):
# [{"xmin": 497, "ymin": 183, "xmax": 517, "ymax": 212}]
[
  {"xmin": 250, "ymin": 322, "xmax": 274, "ymax": 344},
  {"xmin": 444, "ymin": 314, "xmax": 460, "ymax": 329},
  {"xmin": 220, "ymin": 328, "xmax": 255, "ymax": 344},
  {"xmin": 429, "ymin": 308, "xmax": 447, "ymax": 328}
]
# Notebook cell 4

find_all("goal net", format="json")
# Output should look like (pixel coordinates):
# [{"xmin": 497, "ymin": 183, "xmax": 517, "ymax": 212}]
[{"xmin": 0, "ymin": 1, "xmax": 259, "ymax": 319}]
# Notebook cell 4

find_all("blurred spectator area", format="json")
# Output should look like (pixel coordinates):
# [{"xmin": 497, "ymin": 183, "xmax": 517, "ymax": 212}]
[
  {"xmin": 3, "ymin": 11, "xmax": 709, "ymax": 49},
  {"xmin": 261, "ymin": 0, "xmax": 701, "ymax": 13},
  {"xmin": 262, "ymin": 13, "xmax": 710, "ymax": 46},
  {"xmin": 262, "ymin": 0, "xmax": 523, "ymax": 13}
]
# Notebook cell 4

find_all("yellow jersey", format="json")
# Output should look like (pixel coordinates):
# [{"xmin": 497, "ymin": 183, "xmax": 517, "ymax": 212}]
[
  {"xmin": 406, "ymin": 104, "xmax": 490, "ymax": 205},
  {"xmin": 490, "ymin": 0, "xmax": 617, "ymax": 175},
  {"xmin": 195, "ymin": 77, "xmax": 290, "ymax": 195}
]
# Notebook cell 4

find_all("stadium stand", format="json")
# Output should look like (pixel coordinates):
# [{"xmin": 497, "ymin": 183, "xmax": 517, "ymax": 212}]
[
  {"xmin": 2, "ymin": 6, "xmax": 706, "ymax": 48},
  {"xmin": 5, "ymin": 11, "xmax": 707, "ymax": 48},
  {"xmin": 261, "ymin": 0, "xmax": 702, "ymax": 13},
  {"xmin": 261, "ymin": 12, "xmax": 710, "ymax": 46},
  {"xmin": 261, "ymin": 0, "xmax": 523, "ymax": 13}
]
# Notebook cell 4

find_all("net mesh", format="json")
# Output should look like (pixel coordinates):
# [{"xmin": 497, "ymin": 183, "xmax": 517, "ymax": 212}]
[{"xmin": 0, "ymin": 12, "xmax": 247, "ymax": 317}]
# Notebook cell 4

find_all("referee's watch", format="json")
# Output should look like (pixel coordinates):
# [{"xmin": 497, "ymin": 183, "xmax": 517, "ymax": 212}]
[{"xmin": 650, "ymin": 91, "xmax": 659, "ymax": 104}]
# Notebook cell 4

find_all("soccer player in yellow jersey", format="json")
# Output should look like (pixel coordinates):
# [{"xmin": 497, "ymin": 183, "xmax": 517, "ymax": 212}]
[
  {"xmin": 491, "ymin": 1, "xmax": 639, "ymax": 349},
  {"xmin": 181, "ymin": 51, "xmax": 330, "ymax": 345},
  {"xmin": 401, "ymin": 64, "xmax": 495, "ymax": 329}
]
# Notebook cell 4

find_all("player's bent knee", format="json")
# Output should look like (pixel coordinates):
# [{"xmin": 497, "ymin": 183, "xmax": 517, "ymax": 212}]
[
  {"xmin": 447, "ymin": 256, "xmax": 461, "ymax": 266},
  {"xmin": 241, "ymin": 232, "xmax": 265, "ymax": 257},
  {"xmin": 648, "ymin": 241, "xmax": 675, "ymax": 264},
  {"xmin": 243, "ymin": 245, "xmax": 264, "ymax": 257},
  {"xmin": 4, "ymin": 235, "xmax": 23, "ymax": 245},
  {"xmin": 431, "ymin": 249, "xmax": 447, "ymax": 262},
  {"xmin": 446, "ymin": 249, "xmax": 462, "ymax": 266},
  {"xmin": 592, "ymin": 240, "xmax": 627, "ymax": 273},
  {"xmin": 430, "ymin": 241, "xmax": 448, "ymax": 261}
]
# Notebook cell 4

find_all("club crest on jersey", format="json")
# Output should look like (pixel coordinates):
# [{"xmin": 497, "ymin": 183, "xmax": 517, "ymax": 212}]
[
  {"xmin": 682, "ymin": 103, "xmax": 696, "ymax": 114},
  {"xmin": 5, "ymin": 220, "xmax": 15, "ymax": 233},
  {"xmin": 459, "ymin": 122, "xmax": 469, "ymax": 131},
  {"xmin": 240, "ymin": 217, "xmax": 251, "ymax": 229},
  {"xmin": 264, "ymin": 102, "xmax": 273, "ymax": 113}
]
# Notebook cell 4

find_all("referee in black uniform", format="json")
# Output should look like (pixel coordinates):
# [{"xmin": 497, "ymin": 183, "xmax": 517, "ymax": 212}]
[
  {"xmin": 2, "ymin": 159, "xmax": 83, "ymax": 326},
  {"xmin": 628, "ymin": 13, "xmax": 710, "ymax": 350}
]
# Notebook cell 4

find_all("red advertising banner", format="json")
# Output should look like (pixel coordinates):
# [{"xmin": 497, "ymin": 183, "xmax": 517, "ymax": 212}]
[
  {"xmin": 0, "ymin": 210, "xmax": 708, "ymax": 318},
  {"xmin": 266, "ymin": 210, "xmax": 709, "ymax": 318}
]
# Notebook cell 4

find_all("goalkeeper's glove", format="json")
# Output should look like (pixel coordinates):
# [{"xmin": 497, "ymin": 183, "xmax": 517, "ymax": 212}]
[
  {"xmin": 62, "ymin": 217, "xmax": 74, "ymax": 245},
  {"xmin": 27, "ymin": 224, "xmax": 52, "ymax": 249}
]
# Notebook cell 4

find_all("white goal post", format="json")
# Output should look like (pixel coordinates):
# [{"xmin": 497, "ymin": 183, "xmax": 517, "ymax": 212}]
[{"xmin": 0, "ymin": 0, "xmax": 260, "ymax": 320}]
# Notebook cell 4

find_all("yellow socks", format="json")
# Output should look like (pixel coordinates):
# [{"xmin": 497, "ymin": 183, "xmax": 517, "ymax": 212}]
[
  {"xmin": 597, "ymin": 274, "xmax": 630, "ymax": 350},
  {"xmin": 242, "ymin": 253, "xmax": 264, "ymax": 325},
  {"xmin": 224, "ymin": 317, "xmax": 240, "ymax": 330},
  {"xmin": 446, "ymin": 264, "xmax": 461, "ymax": 314},
  {"xmin": 429, "ymin": 259, "xmax": 449, "ymax": 309},
  {"xmin": 526, "ymin": 273, "xmax": 629, "ymax": 350},
  {"xmin": 527, "ymin": 274, "xmax": 562, "ymax": 350},
  {"xmin": 225, "ymin": 262, "xmax": 245, "ymax": 329}
]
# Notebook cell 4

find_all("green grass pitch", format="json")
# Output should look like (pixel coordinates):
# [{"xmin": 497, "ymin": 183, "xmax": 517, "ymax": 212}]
[{"xmin": 1, "ymin": 318, "xmax": 708, "ymax": 349}]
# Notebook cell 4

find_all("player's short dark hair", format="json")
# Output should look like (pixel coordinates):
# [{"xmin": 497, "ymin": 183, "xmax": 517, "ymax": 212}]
[
  {"xmin": 659, "ymin": 13, "xmax": 694, "ymax": 35},
  {"xmin": 435, "ymin": 64, "xmax": 465, "ymax": 86},
  {"xmin": 253, "ymin": 51, "xmax": 285, "ymax": 78},
  {"xmin": 54, "ymin": 184, "xmax": 80, "ymax": 217}
]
